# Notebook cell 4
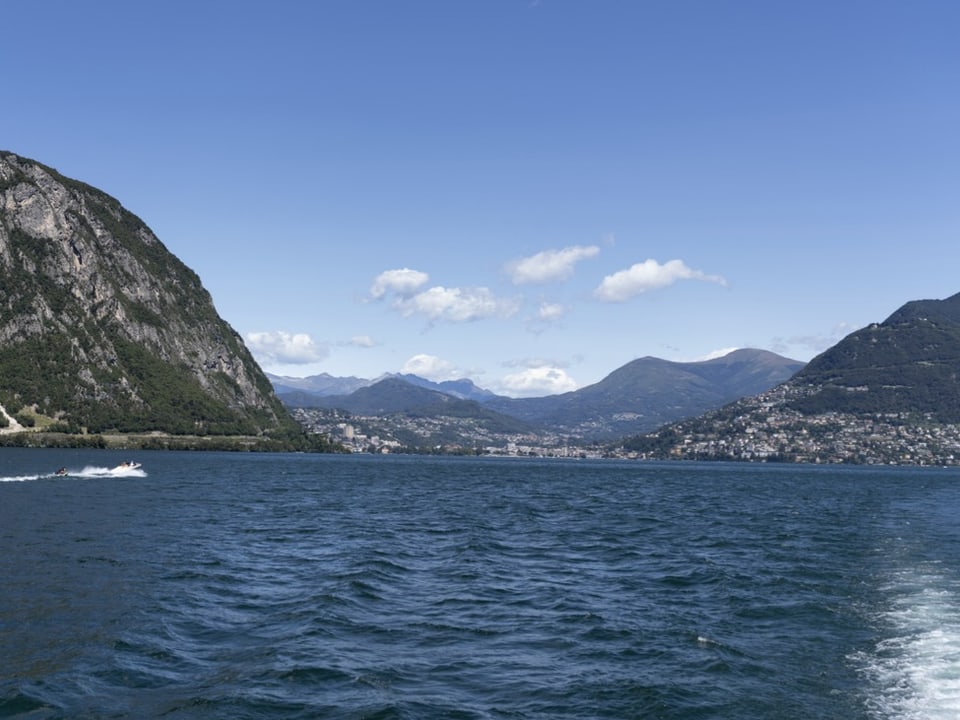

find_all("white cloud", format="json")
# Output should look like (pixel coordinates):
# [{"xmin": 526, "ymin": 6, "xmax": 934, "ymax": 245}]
[
  {"xmin": 400, "ymin": 354, "xmax": 461, "ymax": 381},
  {"xmin": 245, "ymin": 331, "xmax": 328, "ymax": 365},
  {"xmin": 538, "ymin": 302, "xmax": 566, "ymax": 321},
  {"xmin": 370, "ymin": 268, "xmax": 520, "ymax": 324},
  {"xmin": 498, "ymin": 366, "xmax": 579, "ymax": 397},
  {"xmin": 505, "ymin": 245, "xmax": 600, "ymax": 285},
  {"xmin": 370, "ymin": 268, "xmax": 430, "ymax": 299},
  {"xmin": 396, "ymin": 286, "xmax": 521, "ymax": 323},
  {"xmin": 594, "ymin": 258, "xmax": 727, "ymax": 302},
  {"xmin": 349, "ymin": 335, "xmax": 376, "ymax": 348}
]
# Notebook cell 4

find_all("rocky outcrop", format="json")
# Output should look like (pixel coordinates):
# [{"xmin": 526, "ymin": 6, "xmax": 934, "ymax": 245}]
[{"xmin": 0, "ymin": 151, "xmax": 293, "ymax": 436}]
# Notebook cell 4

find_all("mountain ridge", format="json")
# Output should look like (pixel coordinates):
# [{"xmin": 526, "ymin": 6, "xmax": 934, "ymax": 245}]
[
  {"xmin": 623, "ymin": 291, "xmax": 960, "ymax": 464},
  {"xmin": 786, "ymin": 291, "xmax": 960, "ymax": 421},
  {"xmin": 278, "ymin": 348, "xmax": 804, "ymax": 441},
  {"xmin": 482, "ymin": 348, "xmax": 804, "ymax": 435}
]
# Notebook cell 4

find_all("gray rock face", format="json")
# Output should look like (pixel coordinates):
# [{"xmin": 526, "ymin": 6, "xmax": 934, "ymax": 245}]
[{"xmin": 0, "ymin": 151, "xmax": 289, "ymax": 434}]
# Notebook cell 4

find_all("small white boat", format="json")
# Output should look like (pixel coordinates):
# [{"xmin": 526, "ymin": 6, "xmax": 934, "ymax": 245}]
[{"xmin": 111, "ymin": 461, "xmax": 142, "ymax": 472}]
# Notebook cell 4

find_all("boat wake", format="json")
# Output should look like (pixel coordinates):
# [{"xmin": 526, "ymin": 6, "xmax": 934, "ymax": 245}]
[
  {"xmin": 854, "ymin": 561, "xmax": 960, "ymax": 719},
  {"xmin": 74, "ymin": 464, "xmax": 147, "ymax": 478},
  {"xmin": 0, "ymin": 474, "xmax": 52, "ymax": 483},
  {"xmin": 0, "ymin": 464, "xmax": 147, "ymax": 482}
]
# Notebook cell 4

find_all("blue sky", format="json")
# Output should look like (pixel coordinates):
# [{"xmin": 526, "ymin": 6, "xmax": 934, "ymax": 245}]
[{"xmin": 5, "ymin": 1, "xmax": 959, "ymax": 396}]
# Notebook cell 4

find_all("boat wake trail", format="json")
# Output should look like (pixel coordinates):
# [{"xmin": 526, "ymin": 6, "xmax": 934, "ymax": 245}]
[
  {"xmin": 74, "ymin": 465, "xmax": 147, "ymax": 478},
  {"xmin": 854, "ymin": 561, "xmax": 960, "ymax": 719},
  {"xmin": 0, "ymin": 465, "xmax": 147, "ymax": 482},
  {"xmin": 0, "ymin": 474, "xmax": 50, "ymax": 483}
]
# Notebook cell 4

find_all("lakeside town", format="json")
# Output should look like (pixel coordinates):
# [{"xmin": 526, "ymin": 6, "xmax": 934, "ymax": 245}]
[
  {"xmin": 290, "ymin": 400, "xmax": 960, "ymax": 466},
  {"xmin": 290, "ymin": 407, "xmax": 608, "ymax": 458},
  {"xmin": 636, "ymin": 410, "xmax": 960, "ymax": 466}
]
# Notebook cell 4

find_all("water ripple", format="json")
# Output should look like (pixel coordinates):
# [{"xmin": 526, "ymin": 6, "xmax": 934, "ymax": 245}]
[{"xmin": 3, "ymin": 452, "xmax": 960, "ymax": 718}]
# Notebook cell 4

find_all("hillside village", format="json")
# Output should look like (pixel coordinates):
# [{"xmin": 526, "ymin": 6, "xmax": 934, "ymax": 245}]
[
  {"xmin": 292, "ymin": 382, "xmax": 960, "ymax": 466},
  {"xmin": 626, "ymin": 384, "xmax": 960, "ymax": 466}
]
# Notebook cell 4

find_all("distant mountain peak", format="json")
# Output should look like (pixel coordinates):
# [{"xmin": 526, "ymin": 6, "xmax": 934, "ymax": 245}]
[
  {"xmin": 390, "ymin": 374, "xmax": 496, "ymax": 402},
  {"xmin": 277, "ymin": 348, "xmax": 804, "ymax": 442}
]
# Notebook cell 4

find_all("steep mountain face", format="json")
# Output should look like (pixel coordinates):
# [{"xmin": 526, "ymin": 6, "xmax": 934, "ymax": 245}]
[
  {"xmin": 787, "ymin": 292, "xmax": 960, "ymax": 421},
  {"xmin": 0, "ymin": 151, "xmax": 294, "ymax": 435},
  {"xmin": 484, "ymin": 348, "xmax": 805, "ymax": 437}
]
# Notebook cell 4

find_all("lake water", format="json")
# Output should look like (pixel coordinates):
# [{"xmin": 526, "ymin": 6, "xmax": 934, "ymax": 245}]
[{"xmin": 2, "ymin": 448, "xmax": 960, "ymax": 719}]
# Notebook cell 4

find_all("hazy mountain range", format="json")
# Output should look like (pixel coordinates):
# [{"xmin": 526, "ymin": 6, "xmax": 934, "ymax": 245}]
[
  {"xmin": 271, "ymin": 348, "xmax": 806, "ymax": 440},
  {"xmin": 268, "ymin": 372, "xmax": 494, "ymax": 402},
  {"xmin": 279, "ymin": 290, "xmax": 960, "ymax": 456}
]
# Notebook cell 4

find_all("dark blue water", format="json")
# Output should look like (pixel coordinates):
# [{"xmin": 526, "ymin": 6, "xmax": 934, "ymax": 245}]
[{"xmin": 2, "ymin": 449, "xmax": 959, "ymax": 719}]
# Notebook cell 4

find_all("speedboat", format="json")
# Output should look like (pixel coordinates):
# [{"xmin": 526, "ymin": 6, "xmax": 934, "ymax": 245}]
[{"xmin": 112, "ymin": 461, "xmax": 142, "ymax": 472}]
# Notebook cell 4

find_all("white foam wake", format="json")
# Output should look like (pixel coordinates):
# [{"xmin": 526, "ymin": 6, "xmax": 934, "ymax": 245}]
[
  {"xmin": 75, "ymin": 465, "xmax": 147, "ymax": 478},
  {"xmin": 0, "ymin": 465, "xmax": 147, "ymax": 482},
  {"xmin": 0, "ymin": 474, "xmax": 48, "ymax": 482},
  {"xmin": 856, "ymin": 563, "xmax": 960, "ymax": 719}
]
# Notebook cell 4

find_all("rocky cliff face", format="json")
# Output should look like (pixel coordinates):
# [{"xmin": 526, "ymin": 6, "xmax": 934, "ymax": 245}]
[{"xmin": 0, "ymin": 151, "xmax": 292, "ymax": 435}]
